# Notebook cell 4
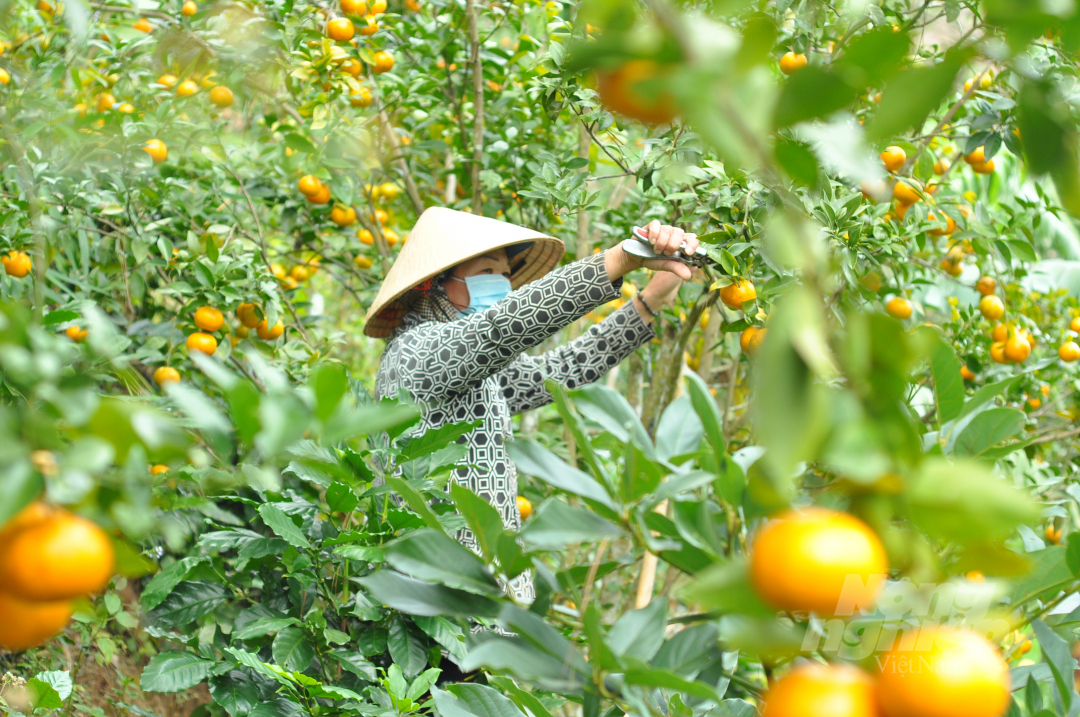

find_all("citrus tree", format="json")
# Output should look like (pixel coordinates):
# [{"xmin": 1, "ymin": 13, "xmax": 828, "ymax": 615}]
[{"xmin": 6, "ymin": 0, "xmax": 1080, "ymax": 716}]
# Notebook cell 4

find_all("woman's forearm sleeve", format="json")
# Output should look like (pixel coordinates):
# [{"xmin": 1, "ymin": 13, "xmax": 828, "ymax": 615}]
[
  {"xmin": 498, "ymin": 301, "xmax": 655, "ymax": 414},
  {"xmin": 388, "ymin": 252, "xmax": 622, "ymax": 403}
]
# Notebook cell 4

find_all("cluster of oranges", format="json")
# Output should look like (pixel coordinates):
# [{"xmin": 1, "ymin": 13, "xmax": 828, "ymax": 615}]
[
  {"xmin": 271, "ymin": 259, "xmax": 320, "ymax": 290},
  {"xmin": 150, "ymin": 303, "xmax": 285, "ymax": 387},
  {"xmin": 0, "ymin": 502, "xmax": 115, "ymax": 651},
  {"xmin": 973, "ymin": 277, "xmax": 1036, "ymax": 365},
  {"xmin": 750, "ymin": 508, "xmax": 1010, "ymax": 717}
]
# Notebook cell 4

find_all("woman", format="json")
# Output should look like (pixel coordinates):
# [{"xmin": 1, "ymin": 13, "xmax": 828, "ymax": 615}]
[{"xmin": 367, "ymin": 207, "xmax": 698, "ymax": 601}]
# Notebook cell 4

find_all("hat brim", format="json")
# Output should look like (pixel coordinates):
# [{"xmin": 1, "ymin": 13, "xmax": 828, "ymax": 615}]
[{"xmin": 363, "ymin": 208, "xmax": 565, "ymax": 338}]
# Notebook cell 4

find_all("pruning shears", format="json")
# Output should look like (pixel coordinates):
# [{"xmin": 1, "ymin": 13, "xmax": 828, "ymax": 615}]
[{"xmin": 624, "ymin": 226, "xmax": 709, "ymax": 267}]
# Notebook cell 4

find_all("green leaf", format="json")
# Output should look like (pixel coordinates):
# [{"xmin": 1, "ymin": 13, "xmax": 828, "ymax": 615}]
[
  {"xmin": 1066, "ymin": 533, "xmax": 1080, "ymax": 578},
  {"xmin": 1018, "ymin": 77, "xmax": 1080, "ymax": 216},
  {"xmin": 519, "ymin": 499, "xmax": 624, "ymax": 548},
  {"xmin": 679, "ymin": 559, "xmax": 775, "ymax": 617},
  {"xmin": 210, "ymin": 671, "xmax": 260, "ymax": 717},
  {"xmin": 654, "ymin": 396, "xmax": 704, "ymax": 462},
  {"xmin": 233, "ymin": 616, "xmax": 300, "ymax": 640},
  {"xmin": 775, "ymin": 136, "xmax": 820, "ymax": 187},
  {"xmin": 326, "ymin": 481, "xmax": 360, "ymax": 513},
  {"xmin": 1032, "ymin": 620, "xmax": 1078, "ymax": 713},
  {"xmin": 451, "ymin": 482, "xmax": 507, "ymax": 562},
  {"xmin": 915, "ymin": 327, "xmax": 966, "ymax": 425},
  {"xmin": 311, "ymin": 363, "xmax": 349, "ymax": 422},
  {"xmin": 432, "ymin": 684, "xmax": 530, "ymax": 717},
  {"xmin": 140, "ymin": 652, "xmax": 214, "ymax": 693},
  {"xmin": 461, "ymin": 637, "xmax": 590, "ymax": 693},
  {"xmin": 909, "ymin": 459, "xmax": 1039, "ymax": 546},
  {"xmin": 141, "ymin": 557, "xmax": 202, "ymax": 610},
  {"xmin": 1012, "ymin": 548, "xmax": 1070, "ymax": 605},
  {"xmin": 622, "ymin": 668, "xmax": 723, "ymax": 702},
  {"xmin": 149, "ymin": 582, "xmax": 228, "ymax": 627},
  {"xmin": 684, "ymin": 372, "xmax": 725, "ymax": 463},
  {"xmin": 953, "ymin": 408, "xmax": 1026, "ymax": 457},
  {"xmin": 867, "ymin": 51, "xmax": 967, "ymax": 141},
  {"xmin": 26, "ymin": 679, "xmax": 63, "ymax": 710},
  {"xmin": 398, "ymin": 420, "xmax": 482, "ymax": 462},
  {"xmin": 31, "ymin": 671, "xmax": 72, "ymax": 702},
  {"xmin": 258, "ymin": 503, "xmax": 311, "ymax": 549},
  {"xmin": 356, "ymin": 571, "xmax": 501, "ymax": 617},
  {"xmin": 607, "ymin": 598, "xmax": 666, "ymax": 662},
  {"xmin": 330, "ymin": 650, "xmax": 378, "ymax": 681},
  {"xmin": 834, "ymin": 26, "xmax": 910, "ymax": 86},
  {"xmin": 506, "ymin": 440, "xmax": 616, "ymax": 509},
  {"xmin": 272, "ymin": 626, "xmax": 315, "ymax": 672},
  {"xmin": 385, "ymin": 476, "xmax": 447, "ymax": 534},
  {"xmin": 384, "ymin": 528, "xmax": 502, "ymax": 596},
  {"xmin": 414, "ymin": 616, "xmax": 468, "ymax": 662},
  {"xmin": 389, "ymin": 616, "xmax": 429, "ymax": 679},
  {"xmin": 774, "ymin": 66, "xmax": 859, "ymax": 128}
]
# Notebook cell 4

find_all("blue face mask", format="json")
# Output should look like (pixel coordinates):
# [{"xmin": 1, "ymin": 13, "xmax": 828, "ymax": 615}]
[{"xmin": 451, "ymin": 274, "xmax": 512, "ymax": 316}]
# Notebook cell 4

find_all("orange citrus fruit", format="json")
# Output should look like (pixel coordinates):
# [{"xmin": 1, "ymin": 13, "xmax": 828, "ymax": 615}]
[
  {"xmin": 880, "ymin": 146, "xmax": 906, "ymax": 172},
  {"xmin": 0, "ymin": 591, "xmax": 73, "ymax": 651},
  {"xmin": 979, "ymin": 295, "xmax": 1004, "ymax": 321},
  {"xmin": 331, "ymin": 205, "xmax": 357, "ymax": 227},
  {"xmin": 719, "ymin": 280, "xmax": 756, "ymax": 310},
  {"xmin": 308, "ymin": 185, "xmax": 332, "ymax": 204},
  {"xmin": 763, "ymin": 663, "xmax": 877, "ymax": 717},
  {"xmin": 749, "ymin": 507, "xmax": 888, "ymax": 615},
  {"xmin": 876, "ymin": 627, "xmax": 1009, "ymax": 717},
  {"xmin": 153, "ymin": 366, "xmax": 181, "ymax": 386},
  {"xmin": 341, "ymin": 0, "xmax": 367, "ymax": 13},
  {"xmin": 2, "ymin": 251, "xmax": 32, "ymax": 278},
  {"xmin": 972, "ymin": 159, "xmax": 995, "ymax": 174},
  {"xmin": 298, "ymin": 175, "xmax": 323, "ymax": 196},
  {"xmin": 596, "ymin": 60, "xmax": 677, "ymax": 125},
  {"xmin": 327, "ymin": 17, "xmax": 355, "ymax": 41},
  {"xmin": 209, "ymin": 86, "xmax": 234, "ymax": 108},
  {"xmin": 193, "ymin": 306, "xmax": 224, "ymax": 332},
  {"xmin": 960, "ymin": 365, "xmax": 976, "ymax": 380},
  {"xmin": 355, "ymin": 255, "xmax": 373, "ymax": 269},
  {"xmin": 236, "ymin": 302, "xmax": 260, "ymax": 328},
  {"xmin": 964, "ymin": 146, "xmax": 986, "ymax": 164},
  {"xmin": 142, "ymin": 139, "xmax": 168, "ymax": 163},
  {"xmin": 175, "ymin": 79, "xmax": 199, "ymax": 97},
  {"xmin": 359, "ymin": 16, "xmax": 379, "ymax": 35},
  {"xmin": 133, "ymin": 18, "xmax": 153, "ymax": 32},
  {"xmin": 990, "ymin": 341, "xmax": 1007, "ymax": 364},
  {"xmin": 186, "ymin": 332, "xmax": 218, "ymax": 355},
  {"xmin": 150, "ymin": 464, "xmax": 170, "ymax": 476},
  {"xmin": 976, "ymin": 276, "xmax": 996, "ymax": 296},
  {"xmin": 885, "ymin": 297, "xmax": 912, "ymax": 320},
  {"xmin": 892, "ymin": 180, "xmax": 920, "ymax": 204},
  {"xmin": 156, "ymin": 74, "xmax": 178, "ymax": 88},
  {"xmin": 778, "ymin": 51, "xmax": 808, "ymax": 75},
  {"xmin": 257, "ymin": 319, "xmax": 284, "ymax": 340},
  {"xmin": 357, "ymin": 228, "xmax": 375, "ymax": 245},
  {"xmin": 372, "ymin": 50, "xmax": 395, "ymax": 74},
  {"xmin": 1070, "ymin": 316, "xmax": 1080, "ymax": 333},
  {"xmin": 0, "ymin": 509, "xmax": 115, "ymax": 600},
  {"xmin": 517, "ymin": 496, "xmax": 532, "ymax": 520},
  {"xmin": 1060, "ymin": 341, "xmax": 1080, "ymax": 362},
  {"xmin": 350, "ymin": 87, "xmax": 373, "ymax": 107},
  {"xmin": 1005, "ymin": 335, "xmax": 1031, "ymax": 363},
  {"xmin": 65, "ymin": 325, "xmax": 88, "ymax": 342},
  {"xmin": 926, "ymin": 212, "xmax": 955, "ymax": 236},
  {"xmin": 182, "ymin": 0, "xmax": 197, "ymax": 15},
  {"xmin": 369, "ymin": 0, "xmax": 387, "ymax": 12}
]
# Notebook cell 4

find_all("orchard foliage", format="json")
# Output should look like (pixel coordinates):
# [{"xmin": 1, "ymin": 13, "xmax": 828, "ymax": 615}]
[{"xmin": 9, "ymin": 0, "xmax": 1080, "ymax": 716}]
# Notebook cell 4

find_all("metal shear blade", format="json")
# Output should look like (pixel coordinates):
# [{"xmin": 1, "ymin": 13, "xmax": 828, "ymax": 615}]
[{"xmin": 624, "ymin": 227, "xmax": 707, "ymax": 266}]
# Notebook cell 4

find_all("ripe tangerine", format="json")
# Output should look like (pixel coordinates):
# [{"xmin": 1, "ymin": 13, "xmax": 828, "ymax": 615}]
[
  {"xmin": 0, "ymin": 591, "xmax": 74, "ymax": 651},
  {"xmin": 749, "ymin": 507, "xmax": 888, "ymax": 615},
  {"xmin": 596, "ymin": 60, "xmax": 677, "ymax": 125},
  {"xmin": 0, "ymin": 509, "xmax": 115, "ymax": 600},
  {"xmin": 876, "ymin": 627, "xmax": 1009, "ymax": 717},
  {"xmin": 194, "ymin": 306, "xmax": 224, "ymax": 332},
  {"xmin": 719, "ymin": 280, "xmax": 756, "ymax": 310},
  {"xmin": 778, "ymin": 51, "xmax": 808, "ymax": 75},
  {"xmin": 762, "ymin": 662, "xmax": 877, "ymax": 717},
  {"xmin": 186, "ymin": 332, "xmax": 218, "ymax": 355}
]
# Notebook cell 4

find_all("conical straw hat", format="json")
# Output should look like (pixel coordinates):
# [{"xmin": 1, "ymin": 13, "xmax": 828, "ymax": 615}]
[{"xmin": 364, "ymin": 207, "xmax": 565, "ymax": 338}]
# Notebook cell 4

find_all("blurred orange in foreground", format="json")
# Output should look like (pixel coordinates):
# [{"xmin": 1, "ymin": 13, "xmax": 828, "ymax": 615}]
[
  {"xmin": 750, "ymin": 507, "xmax": 888, "ymax": 615},
  {"xmin": 876, "ymin": 627, "xmax": 1009, "ymax": 717},
  {"xmin": 596, "ymin": 60, "xmax": 677, "ymax": 125},
  {"xmin": 763, "ymin": 663, "xmax": 877, "ymax": 717}
]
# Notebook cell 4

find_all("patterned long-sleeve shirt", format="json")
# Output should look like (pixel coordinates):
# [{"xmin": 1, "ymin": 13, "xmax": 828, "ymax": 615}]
[{"xmin": 373, "ymin": 251, "xmax": 655, "ymax": 601}]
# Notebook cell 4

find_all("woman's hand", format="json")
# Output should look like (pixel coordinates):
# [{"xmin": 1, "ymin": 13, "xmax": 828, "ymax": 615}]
[{"xmin": 604, "ymin": 220, "xmax": 699, "ymax": 282}]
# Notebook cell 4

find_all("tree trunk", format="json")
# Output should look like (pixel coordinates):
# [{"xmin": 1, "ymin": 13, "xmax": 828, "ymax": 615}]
[{"xmin": 466, "ymin": 0, "xmax": 484, "ymax": 215}]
